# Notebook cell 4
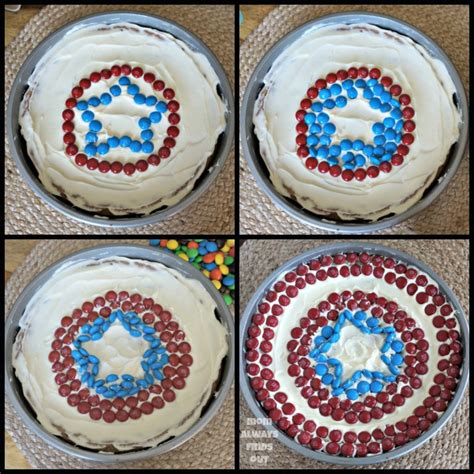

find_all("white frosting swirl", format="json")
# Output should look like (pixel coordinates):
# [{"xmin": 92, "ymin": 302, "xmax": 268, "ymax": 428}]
[
  {"xmin": 326, "ymin": 326, "xmax": 387, "ymax": 378},
  {"xmin": 19, "ymin": 22, "xmax": 227, "ymax": 215},
  {"xmin": 12, "ymin": 257, "xmax": 228, "ymax": 451},
  {"xmin": 253, "ymin": 23, "xmax": 461, "ymax": 221},
  {"xmin": 83, "ymin": 325, "xmax": 149, "ymax": 381}
]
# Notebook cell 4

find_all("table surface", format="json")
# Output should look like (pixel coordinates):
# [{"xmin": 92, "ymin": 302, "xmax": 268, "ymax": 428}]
[
  {"xmin": 6, "ymin": 5, "xmax": 54, "ymax": 466},
  {"xmin": 5, "ymin": 5, "xmax": 44, "ymax": 46},
  {"xmin": 240, "ymin": 5, "xmax": 276, "ymax": 43},
  {"xmin": 5, "ymin": 240, "xmax": 39, "ymax": 469},
  {"xmin": 8, "ymin": 5, "xmax": 275, "ymax": 45}
]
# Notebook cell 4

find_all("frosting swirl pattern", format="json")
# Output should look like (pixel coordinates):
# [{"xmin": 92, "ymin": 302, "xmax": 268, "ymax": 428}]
[
  {"xmin": 253, "ymin": 23, "xmax": 461, "ymax": 221},
  {"xmin": 19, "ymin": 22, "xmax": 227, "ymax": 215},
  {"xmin": 326, "ymin": 326, "xmax": 387, "ymax": 378}
]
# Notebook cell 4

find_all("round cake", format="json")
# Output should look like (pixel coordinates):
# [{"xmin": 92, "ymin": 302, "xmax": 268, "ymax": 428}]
[
  {"xmin": 253, "ymin": 23, "xmax": 461, "ymax": 221},
  {"xmin": 12, "ymin": 256, "xmax": 228, "ymax": 452},
  {"xmin": 19, "ymin": 22, "xmax": 227, "ymax": 216},
  {"xmin": 244, "ymin": 250, "xmax": 464, "ymax": 457}
]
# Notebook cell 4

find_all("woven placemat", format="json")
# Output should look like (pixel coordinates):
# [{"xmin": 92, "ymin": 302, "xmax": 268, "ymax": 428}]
[
  {"xmin": 239, "ymin": 5, "xmax": 469, "ymax": 235},
  {"xmin": 239, "ymin": 239, "xmax": 469, "ymax": 469},
  {"xmin": 5, "ymin": 5, "xmax": 235, "ymax": 234},
  {"xmin": 5, "ymin": 239, "xmax": 235, "ymax": 469}
]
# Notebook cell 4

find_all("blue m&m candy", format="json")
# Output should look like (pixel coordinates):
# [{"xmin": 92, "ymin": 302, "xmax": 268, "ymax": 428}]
[
  {"xmin": 315, "ymin": 364, "xmax": 328, "ymax": 376},
  {"xmin": 82, "ymin": 111, "xmax": 94, "ymax": 123},
  {"xmin": 367, "ymin": 317, "xmax": 379, "ymax": 328},
  {"xmin": 134, "ymin": 94, "xmax": 146, "ymax": 105},
  {"xmin": 139, "ymin": 118, "xmax": 151, "ymax": 130},
  {"xmin": 84, "ymin": 144, "xmax": 97, "ymax": 156},
  {"xmin": 304, "ymin": 113, "xmax": 316, "ymax": 125},
  {"xmin": 89, "ymin": 120, "xmax": 102, "ymax": 132},
  {"xmin": 321, "ymin": 326, "xmax": 333, "ymax": 338},
  {"xmin": 130, "ymin": 140, "xmax": 142, "ymax": 152},
  {"xmin": 323, "ymin": 123, "xmax": 336, "ymax": 135},
  {"xmin": 97, "ymin": 143, "xmax": 109, "ymax": 155},
  {"xmin": 391, "ymin": 340, "xmax": 404, "ymax": 352},
  {"xmin": 88, "ymin": 96, "xmax": 100, "ymax": 107},
  {"xmin": 108, "ymin": 136, "xmax": 120, "ymax": 148},
  {"xmin": 142, "ymin": 142, "xmax": 154, "ymax": 153},
  {"xmin": 77, "ymin": 100, "xmax": 88, "ymax": 110},
  {"xmin": 100, "ymin": 93, "xmax": 112, "ymax": 105},
  {"xmin": 357, "ymin": 381, "xmax": 370, "ymax": 394},
  {"xmin": 370, "ymin": 381, "xmax": 383, "ymax": 393},
  {"xmin": 141, "ymin": 129, "xmax": 154, "ymax": 141},
  {"xmin": 156, "ymin": 101, "xmax": 168, "ymax": 113},
  {"xmin": 85, "ymin": 132, "xmax": 98, "ymax": 143},
  {"xmin": 346, "ymin": 388, "xmax": 359, "ymax": 400},
  {"xmin": 120, "ymin": 136, "xmax": 132, "ymax": 147},
  {"xmin": 150, "ymin": 112, "xmax": 162, "ymax": 123},
  {"xmin": 127, "ymin": 84, "xmax": 139, "ymax": 95},
  {"xmin": 110, "ymin": 85, "xmax": 121, "ymax": 96}
]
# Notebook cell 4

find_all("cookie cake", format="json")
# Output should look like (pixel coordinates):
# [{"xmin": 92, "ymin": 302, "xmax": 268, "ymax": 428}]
[
  {"xmin": 19, "ymin": 22, "xmax": 227, "ymax": 216},
  {"xmin": 12, "ymin": 256, "xmax": 228, "ymax": 452},
  {"xmin": 253, "ymin": 23, "xmax": 461, "ymax": 221},
  {"xmin": 244, "ymin": 250, "xmax": 464, "ymax": 457}
]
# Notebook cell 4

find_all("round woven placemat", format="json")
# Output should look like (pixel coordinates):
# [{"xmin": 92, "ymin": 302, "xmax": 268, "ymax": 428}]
[
  {"xmin": 5, "ymin": 239, "xmax": 235, "ymax": 469},
  {"xmin": 5, "ymin": 5, "xmax": 235, "ymax": 234},
  {"xmin": 239, "ymin": 5, "xmax": 469, "ymax": 235},
  {"xmin": 239, "ymin": 239, "xmax": 469, "ymax": 469}
]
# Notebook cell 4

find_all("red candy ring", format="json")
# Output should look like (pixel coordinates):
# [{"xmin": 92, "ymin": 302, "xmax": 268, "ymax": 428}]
[
  {"xmin": 61, "ymin": 64, "xmax": 180, "ymax": 175},
  {"xmin": 245, "ymin": 252, "xmax": 461, "ymax": 457},
  {"xmin": 295, "ymin": 67, "xmax": 415, "ymax": 179},
  {"xmin": 49, "ymin": 292, "xmax": 192, "ymax": 422}
]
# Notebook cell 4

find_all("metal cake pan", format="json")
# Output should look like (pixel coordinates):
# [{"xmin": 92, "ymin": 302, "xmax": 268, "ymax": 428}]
[
  {"xmin": 7, "ymin": 11, "xmax": 234, "ymax": 228},
  {"xmin": 239, "ymin": 242, "xmax": 469, "ymax": 465},
  {"xmin": 241, "ymin": 12, "xmax": 468, "ymax": 233},
  {"xmin": 5, "ymin": 244, "xmax": 235, "ymax": 462}
]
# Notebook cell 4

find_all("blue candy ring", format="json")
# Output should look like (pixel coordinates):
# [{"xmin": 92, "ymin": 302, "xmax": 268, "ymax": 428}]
[
  {"xmin": 62, "ymin": 65, "xmax": 181, "ymax": 175},
  {"xmin": 295, "ymin": 66, "xmax": 416, "ymax": 181},
  {"xmin": 309, "ymin": 307, "xmax": 404, "ymax": 399},
  {"xmin": 49, "ymin": 291, "xmax": 192, "ymax": 422}
]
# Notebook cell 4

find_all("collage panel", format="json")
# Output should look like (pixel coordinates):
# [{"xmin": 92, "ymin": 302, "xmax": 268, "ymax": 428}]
[
  {"xmin": 6, "ymin": 4, "xmax": 235, "ymax": 235},
  {"xmin": 5, "ymin": 238, "xmax": 236, "ymax": 468},
  {"xmin": 4, "ymin": 2, "xmax": 471, "ymax": 472},
  {"xmin": 239, "ymin": 4, "xmax": 468, "ymax": 234},
  {"xmin": 239, "ymin": 239, "xmax": 469, "ymax": 468}
]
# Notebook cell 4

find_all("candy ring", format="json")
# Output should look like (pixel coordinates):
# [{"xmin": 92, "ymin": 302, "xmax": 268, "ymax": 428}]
[
  {"xmin": 49, "ymin": 291, "xmax": 192, "ymax": 422},
  {"xmin": 286, "ymin": 288, "xmax": 429, "ymax": 426},
  {"xmin": 245, "ymin": 252, "xmax": 462, "ymax": 457},
  {"xmin": 308, "ymin": 305, "xmax": 404, "ymax": 399},
  {"xmin": 62, "ymin": 64, "xmax": 181, "ymax": 176},
  {"xmin": 295, "ymin": 67, "xmax": 416, "ymax": 181}
]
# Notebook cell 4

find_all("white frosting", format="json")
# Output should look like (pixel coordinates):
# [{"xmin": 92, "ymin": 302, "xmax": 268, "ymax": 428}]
[
  {"xmin": 253, "ymin": 23, "xmax": 461, "ymax": 221},
  {"xmin": 12, "ymin": 257, "xmax": 228, "ymax": 451},
  {"xmin": 327, "ymin": 326, "xmax": 386, "ymax": 378},
  {"xmin": 83, "ymin": 325, "xmax": 148, "ymax": 381},
  {"xmin": 19, "ymin": 22, "xmax": 227, "ymax": 215},
  {"xmin": 254, "ymin": 263, "xmax": 461, "ymax": 447}
]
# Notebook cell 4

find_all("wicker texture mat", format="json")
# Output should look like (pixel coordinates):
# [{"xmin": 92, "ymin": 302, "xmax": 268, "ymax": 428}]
[
  {"xmin": 5, "ymin": 240, "xmax": 234, "ymax": 469},
  {"xmin": 5, "ymin": 5, "xmax": 235, "ymax": 234},
  {"xmin": 239, "ymin": 5, "xmax": 469, "ymax": 235},
  {"xmin": 240, "ymin": 239, "xmax": 469, "ymax": 469}
]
